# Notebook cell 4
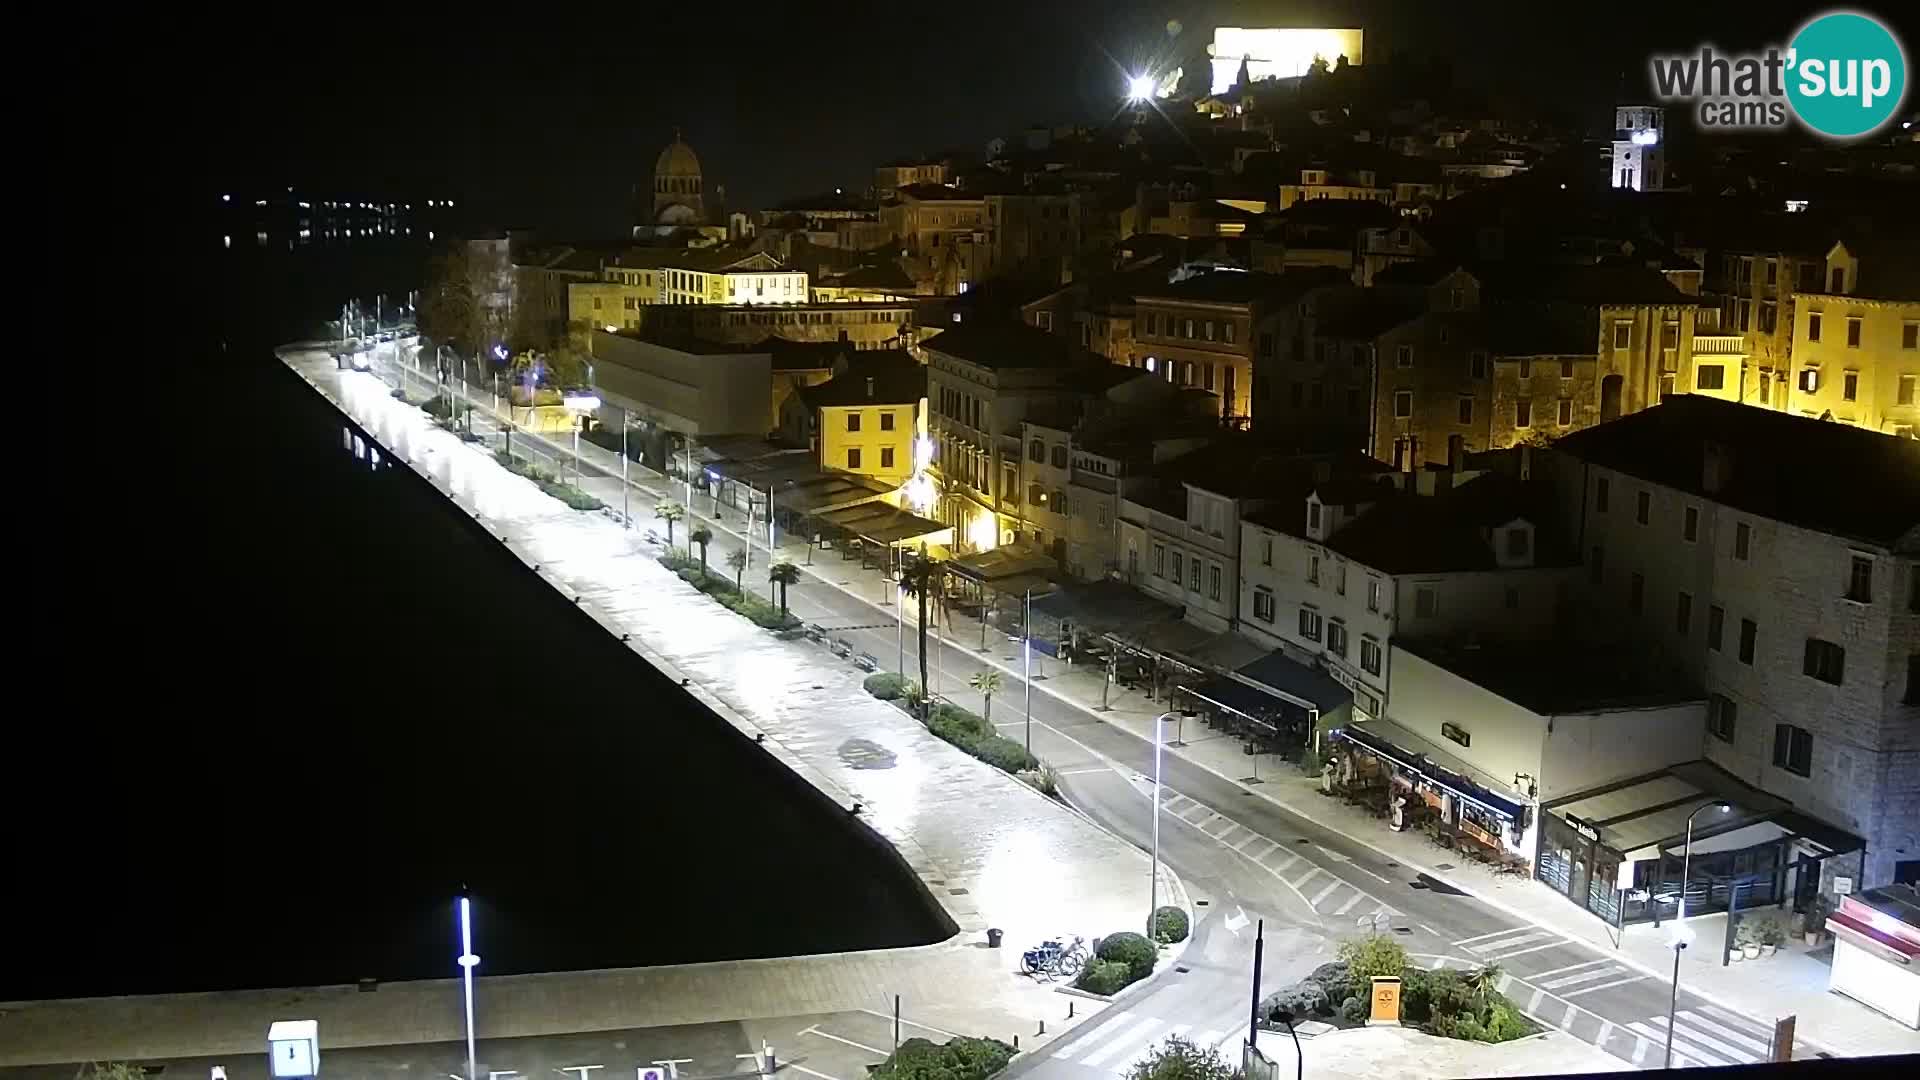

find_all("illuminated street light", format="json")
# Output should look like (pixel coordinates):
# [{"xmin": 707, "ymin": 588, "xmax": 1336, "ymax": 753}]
[
  {"xmin": 1149, "ymin": 709, "xmax": 1193, "ymax": 937},
  {"xmin": 1664, "ymin": 800, "xmax": 1731, "ymax": 1069},
  {"xmin": 1126, "ymin": 73, "xmax": 1156, "ymax": 102},
  {"xmin": 456, "ymin": 891, "xmax": 480, "ymax": 1080},
  {"xmin": 563, "ymin": 392, "xmax": 601, "ymax": 485}
]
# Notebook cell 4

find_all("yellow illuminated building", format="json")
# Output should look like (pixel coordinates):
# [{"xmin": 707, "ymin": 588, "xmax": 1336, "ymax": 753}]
[
  {"xmin": 782, "ymin": 358, "xmax": 928, "ymax": 487},
  {"xmin": 1208, "ymin": 27, "xmax": 1363, "ymax": 92}
]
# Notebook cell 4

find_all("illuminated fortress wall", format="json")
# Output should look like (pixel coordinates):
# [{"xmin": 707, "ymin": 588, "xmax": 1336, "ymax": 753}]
[{"xmin": 1208, "ymin": 27, "xmax": 1364, "ymax": 93}]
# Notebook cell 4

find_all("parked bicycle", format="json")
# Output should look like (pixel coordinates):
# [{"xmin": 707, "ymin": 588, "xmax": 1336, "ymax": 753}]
[{"xmin": 1020, "ymin": 935, "xmax": 1088, "ymax": 980}]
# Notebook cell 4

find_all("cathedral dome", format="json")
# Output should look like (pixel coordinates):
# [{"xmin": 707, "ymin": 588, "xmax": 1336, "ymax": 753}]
[{"xmin": 655, "ymin": 134, "xmax": 701, "ymax": 178}]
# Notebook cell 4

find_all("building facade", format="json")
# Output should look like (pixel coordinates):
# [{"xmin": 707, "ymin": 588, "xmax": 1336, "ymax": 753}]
[
  {"xmin": 1553, "ymin": 397, "xmax": 1920, "ymax": 888},
  {"xmin": 1786, "ymin": 242, "xmax": 1920, "ymax": 437}
]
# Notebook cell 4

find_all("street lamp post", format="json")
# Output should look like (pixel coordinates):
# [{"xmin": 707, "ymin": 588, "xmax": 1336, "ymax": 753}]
[
  {"xmin": 1148, "ymin": 710, "xmax": 1190, "ymax": 937},
  {"xmin": 1664, "ymin": 799, "xmax": 1731, "ymax": 1069},
  {"xmin": 456, "ymin": 891, "xmax": 481, "ymax": 1080},
  {"xmin": 1022, "ymin": 585, "xmax": 1043, "ymax": 756},
  {"xmin": 621, "ymin": 414, "xmax": 630, "ymax": 529}
]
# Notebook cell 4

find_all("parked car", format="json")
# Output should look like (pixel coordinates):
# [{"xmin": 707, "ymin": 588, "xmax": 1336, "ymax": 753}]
[
  {"xmin": 830, "ymin": 638, "xmax": 853, "ymax": 658},
  {"xmin": 853, "ymin": 653, "xmax": 879, "ymax": 672}
]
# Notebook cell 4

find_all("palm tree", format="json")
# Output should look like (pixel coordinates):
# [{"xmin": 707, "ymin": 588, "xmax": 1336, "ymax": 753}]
[
  {"xmin": 768, "ymin": 561, "xmax": 801, "ymax": 616},
  {"xmin": 968, "ymin": 671, "xmax": 1003, "ymax": 723},
  {"xmin": 726, "ymin": 548, "xmax": 748, "ymax": 592},
  {"xmin": 898, "ymin": 546, "xmax": 939, "ymax": 714},
  {"xmin": 690, "ymin": 526, "xmax": 714, "ymax": 576},
  {"xmin": 1468, "ymin": 963, "xmax": 1502, "ymax": 1004},
  {"xmin": 655, "ymin": 501, "xmax": 685, "ymax": 547}
]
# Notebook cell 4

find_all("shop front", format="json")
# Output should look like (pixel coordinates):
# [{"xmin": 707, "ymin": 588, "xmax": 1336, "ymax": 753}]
[
  {"xmin": 1328, "ymin": 722, "xmax": 1533, "ymax": 868},
  {"xmin": 1825, "ymin": 885, "xmax": 1920, "ymax": 1029},
  {"xmin": 1537, "ymin": 760, "xmax": 1863, "ymax": 929}
]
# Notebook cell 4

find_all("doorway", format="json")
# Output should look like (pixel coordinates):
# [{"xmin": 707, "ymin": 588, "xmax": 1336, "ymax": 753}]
[{"xmin": 1601, "ymin": 374, "xmax": 1624, "ymax": 422}]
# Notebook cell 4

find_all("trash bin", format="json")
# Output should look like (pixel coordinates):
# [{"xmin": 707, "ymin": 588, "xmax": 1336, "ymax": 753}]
[{"xmin": 986, "ymin": 928, "xmax": 1003, "ymax": 948}]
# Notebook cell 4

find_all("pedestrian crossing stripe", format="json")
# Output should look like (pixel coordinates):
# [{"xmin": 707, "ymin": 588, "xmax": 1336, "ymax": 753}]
[{"xmin": 1057, "ymin": 1013, "xmax": 1256, "ymax": 1074}]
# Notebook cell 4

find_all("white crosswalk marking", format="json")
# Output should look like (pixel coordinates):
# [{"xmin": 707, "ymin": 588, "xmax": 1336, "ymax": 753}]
[
  {"xmin": 1309, "ymin": 879, "xmax": 1344, "ymax": 906},
  {"xmin": 1112, "ymin": 1024, "xmax": 1192, "ymax": 1075},
  {"xmin": 1679, "ymin": 1009, "xmax": 1769, "ymax": 1056},
  {"xmin": 1540, "ymin": 966, "xmax": 1627, "ymax": 990},
  {"xmin": 1630, "ymin": 1034, "xmax": 1651, "ymax": 1065},
  {"xmin": 1237, "ymin": 835, "xmax": 1273, "ymax": 856},
  {"xmin": 1454, "ymin": 926, "xmax": 1529, "ymax": 947},
  {"xmin": 1481, "ymin": 938, "xmax": 1570, "ymax": 962},
  {"xmin": 1666, "ymin": 1014, "xmax": 1765, "ymax": 1062},
  {"xmin": 1595, "ymin": 1020, "xmax": 1615, "ymax": 1050},
  {"xmin": 1079, "ymin": 1016, "xmax": 1163, "ymax": 1068},
  {"xmin": 1561, "ymin": 973, "xmax": 1647, "ymax": 998},
  {"xmin": 1626, "ymin": 1020, "xmax": 1736, "ymax": 1067},
  {"xmin": 1331, "ymin": 891, "xmax": 1366, "ymax": 916},
  {"xmin": 1533, "ymin": 958, "xmax": 1612, "ymax": 981},
  {"xmin": 1464, "ymin": 930, "xmax": 1551, "ymax": 953},
  {"xmin": 1267, "ymin": 852, "xmax": 1300, "ymax": 873},
  {"xmin": 1291, "ymin": 866, "xmax": 1324, "ymax": 890}
]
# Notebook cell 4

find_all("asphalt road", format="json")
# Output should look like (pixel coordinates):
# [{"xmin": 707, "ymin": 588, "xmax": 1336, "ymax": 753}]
[{"xmin": 387, "ymin": 361, "xmax": 1813, "ymax": 1073}]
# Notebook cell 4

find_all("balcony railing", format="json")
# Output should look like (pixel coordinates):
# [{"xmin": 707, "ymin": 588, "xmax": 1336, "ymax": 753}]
[{"xmin": 1692, "ymin": 335, "xmax": 1748, "ymax": 355}]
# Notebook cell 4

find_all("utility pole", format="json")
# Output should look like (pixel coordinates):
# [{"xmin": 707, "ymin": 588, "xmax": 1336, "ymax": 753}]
[{"xmin": 1249, "ymin": 918, "xmax": 1265, "ymax": 1050}]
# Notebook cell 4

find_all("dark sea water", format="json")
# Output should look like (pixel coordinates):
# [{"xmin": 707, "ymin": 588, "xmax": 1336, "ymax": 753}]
[{"xmin": 12, "ymin": 229, "xmax": 947, "ymax": 1001}]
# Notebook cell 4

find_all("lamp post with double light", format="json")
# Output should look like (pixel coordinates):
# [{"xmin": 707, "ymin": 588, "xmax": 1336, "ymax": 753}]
[{"xmin": 1664, "ymin": 799, "xmax": 1730, "ymax": 1069}]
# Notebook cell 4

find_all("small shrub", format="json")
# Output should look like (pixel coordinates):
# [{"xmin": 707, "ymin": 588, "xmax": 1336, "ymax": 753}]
[
  {"xmin": 864, "ymin": 672, "xmax": 909, "ymax": 700},
  {"xmin": 1150, "ymin": 906, "xmax": 1190, "ymax": 944},
  {"xmin": 1399, "ymin": 968, "xmax": 1433, "ymax": 1023},
  {"xmin": 1337, "ymin": 935, "xmax": 1408, "ymax": 981},
  {"xmin": 1482, "ymin": 1003, "xmax": 1533, "ymax": 1043},
  {"xmin": 422, "ymin": 396, "xmax": 453, "ymax": 418},
  {"xmin": 1266, "ymin": 981, "xmax": 1328, "ymax": 1020},
  {"xmin": 1096, "ymin": 931, "xmax": 1158, "ymax": 981},
  {"xmin": 1075, "ymin": 959, "xmax": 1132, "ymax": 996},
  {"xmin": 390, "ymin": 387, "xmax": 407, "ymax": 400},
  {"xmin": 971, "ymin": 733, "xmax": 1038, "ymax": 773},
  {"xmin": 1124, "ymin": 1035, "xmax": 1235, "ymax": 1080},
  {"xmin": 867, "ymin": 1036, "xmax": 1014, "ymax": 1080},
  {"xmin": 1339, "ymin": 996, "xmax": 1368, "ymax": 1025},
  {"xmin": 1306, "ymin": 961, "xmax": 1351, "ymax": 988},
  {"xmin": 1016, "ymin": 766, "xmax": 1059, "ymax": 798}
]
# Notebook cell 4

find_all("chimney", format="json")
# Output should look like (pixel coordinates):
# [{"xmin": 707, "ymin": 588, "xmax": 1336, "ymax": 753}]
[{"xmin": 1703, "ymin": 441, "xmax": 1731, "ymax": 493}]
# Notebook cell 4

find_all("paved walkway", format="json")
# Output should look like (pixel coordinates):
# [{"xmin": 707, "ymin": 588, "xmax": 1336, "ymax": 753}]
[
  {"xmin": 0, "ymin": 345, "xmax": 1186, "ymax": 1066},
  {"xmin": 400, "ymin": 353, "xmax": 1920, "ymax": 1062}
]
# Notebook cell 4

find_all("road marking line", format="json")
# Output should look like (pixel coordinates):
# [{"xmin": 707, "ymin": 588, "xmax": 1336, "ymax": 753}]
[
  {"xmin": 1267, "ymin": 852, "xmax": 1301, "ymax": 873},
  {"xmin": 1626, "ymin": 1020, "xmax": 1735, "ymax": 1067},
  {"xmin": 1526, "ymin": 988, "xmax": 1545, "ymax": 1013},
  {"xmin": 1055, "ymin": 767, "xmax": 1113, "ymax": 776},
  {"xmin": 1694, "ymin": 1004, "xmax": 1773, "ymax": 1040},
  {"xmin": 1480, "ymin": 939, "xmax": 1570, "ymax": 962},
  {"xmin": 1331, "ymin": 892, "xmax": 1366, "ymax": 916},
  {"xmin": 856, "ymin": 1008, "xmax": 963, "ymax": 1040},
  {"xmin": 1453, "ymin": 926, "xmax": 1533, "ymax": 947},
  {"xmin": 1560, "ymin": 974, "xmax": 1648, "ymax": 998},
  {"xmin": 788, "ymin": 1066, "xmax": 844, "ymax": 1080},
  {"xmin": 1676, "ymin": 1011, "xmax": 1768, "ymax": 1056},
  {"xmin": 805, "ymin": 1029, "xmax": 889, "ymax": 1056},
  {"xmin": 1533, "ymin": 958, "xmax": 1614, "ymax": 980},
  {"xmin": 1290, "ymin": 867, "xmax": 1324, "ymax": 890},
  {"xmin": 1540, "ymin": 967, "xmax": 1628, "ymax": 990},
  {"xmin": 1309, "ymin": 880, "xmax": 1344, "ymax": 906},
  {"xmin": 1630, "ymin": 1035, "xmax": 1651, "ymax": 1065},
  {"xmin": 1112, "ymin": 1025, "xmax": 1192, "ymax": 1075},
  {"xmin": 1430, "ymin": 956, "xmax": 1447, "ymax": 969},
  {"xmin": 1238, "ymin": 835, "xmax": 1274, "ymax": 856},
  {"xmin": 1177, "ymin": 805, "xmax": 1211, "ymax": 824},
  {"xmin": 1465, "ymin": 930, "xmax": 1553, "ymax": 953},
  {"xmin": 1595, "ymin": 1020, "xmax": 1615, "ymax": 1049},
  {"xmin": 1560, "ymin": 1002, "xmax": 1578, "ymax": 1029},
  {"xmin": 1668, "ymin": 1016, "xmax": 1763, "ymax": 1062},
  {"xmin": 1079, "ymin": 1016, "xmax": 1165, "ymax": 1068},
  {"xmin": 1213, "ymin": 822, "xmax": 1244, "ymax": 843}
]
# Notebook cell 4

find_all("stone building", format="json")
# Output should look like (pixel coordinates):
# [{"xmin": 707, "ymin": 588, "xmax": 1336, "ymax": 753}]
[{"xmin": 1551, "ymin": 396, "xmax": 1920, "ymax": 889}]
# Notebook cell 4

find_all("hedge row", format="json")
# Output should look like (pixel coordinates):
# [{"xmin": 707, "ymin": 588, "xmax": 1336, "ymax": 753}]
[
  {"xmin": 657, "ymin": 553, "xmax": 800, "ymax": 631},
  {"xmin": 926, "ymin": 702, "xmax": 1037, "ymax": 774},
  {"xmin": 492, "ymin": 450, "xmax": 604, "ymax": 511},
  {"xmin": 867, "ymin": 1037, "xmax": 1015, "ymax": 1080}
]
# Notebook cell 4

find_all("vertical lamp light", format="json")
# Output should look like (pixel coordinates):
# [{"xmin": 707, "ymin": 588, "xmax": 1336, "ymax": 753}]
[{"xmin": 457, "ymin": 891, "xmax": 480, "ymax": 1080}]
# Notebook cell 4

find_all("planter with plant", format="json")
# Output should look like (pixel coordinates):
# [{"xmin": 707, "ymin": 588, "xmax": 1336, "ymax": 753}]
[
  {"xmin": 1758, "ymin": 915, "xmax": 1783, "ymax": 958},
  {"xmin": 1735, "ymin": 919, "xmax": 1760, "ymax": 960},
  {"xmin": 1804, "ymin": 897, "xmax": 1832, "ymax": 947}
]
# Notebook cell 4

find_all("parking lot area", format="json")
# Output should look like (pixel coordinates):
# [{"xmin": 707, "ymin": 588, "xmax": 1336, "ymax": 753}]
[{"xmin": 743, "ymin": 1009, "xmax": 968, "ymax": 1080}]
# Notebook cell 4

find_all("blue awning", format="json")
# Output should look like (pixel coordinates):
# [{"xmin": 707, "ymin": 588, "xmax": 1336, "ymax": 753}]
[
  {"xmin": 1179, "ymin": 676, "xmax": 1300, "ymax": 733},
  {"xmin": 1332, "ymin": 724, "xmax": 1527, "ymax": 821}
]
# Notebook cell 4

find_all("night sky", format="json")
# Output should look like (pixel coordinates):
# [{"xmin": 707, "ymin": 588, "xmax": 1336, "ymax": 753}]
[{"xmin": 160, "ymin": 0, "xmax": 1883, "ymax": 239}]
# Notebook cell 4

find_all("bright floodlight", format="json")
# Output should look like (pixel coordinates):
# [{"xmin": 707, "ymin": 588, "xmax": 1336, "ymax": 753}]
[
  {"xmin": 1126, "ymin": 74, "xmax": 1156, "ymax": 101},
  {"xmin": 493, "ymin": 344, "xmax": 508, "ymax": 360}
]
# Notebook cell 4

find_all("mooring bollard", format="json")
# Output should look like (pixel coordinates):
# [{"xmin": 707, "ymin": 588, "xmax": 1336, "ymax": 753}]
[
  {"xmin": 1068, "ymin": 1001, "xmax": 1075, "ymax": 1019},
  {"xmin": 1037, "ymin": 1020, "xmax": 1046, "ymax": 1036}
]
